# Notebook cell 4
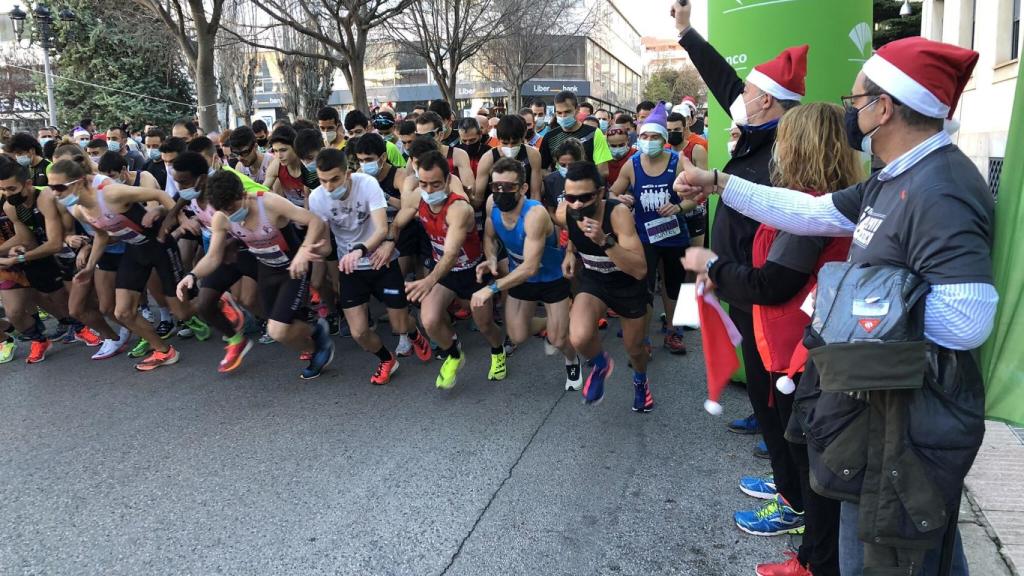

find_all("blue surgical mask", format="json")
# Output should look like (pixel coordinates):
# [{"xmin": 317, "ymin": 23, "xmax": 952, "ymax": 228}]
[
  {"xmin": 179, "ymin": 187, "xmax": 200, "ymax": 201},
  {"xmin": 637, "ymin": 139, "xmax": 664, "ymax": 157},
  {"xmin": 60, "ymin": 193, "xmax": 80, "ymax": 208},
  {"xmin": 599, "ymin": 119, "xmax": 609, "ymax": 132},
  {"xmin": 16, "ymin": 155, "xmax": 31, "ymax": 167},
  {"xmin": 420, "ymin": 188, "xmax": 447, "ymax": 205},
  {"xmin": 147, "ymin": 148, "xmax": 160, "ymax": 161},
  {"xmin": 610, "ymin": 146, "xmax": 629, "ymax": 159},
  {"xmin": 77, "ymin": 140, "xmax": 89, "ymax": 149},
  {"xmin": 107, "ymin": 141, "xmax": 121, "ymax": 153},
  {"xmin": 39, "ymin": 137, "xmax": 52, "ymax": 147},
  {"xmin": 557, "ymin": 165, "xmax": 568, "ymax": 177},
  {"xmin": 329, "ymin": 183, "xmax": 349, "ymax": 200},
  {"xmin": 557, "ymin": 115, "xmax": 576, "ymax": 130},
  {"xmin": 228, "ymin": 206, "xmax": 249, "ymax": 223},
  {"xmin": 304, "ymin": 160, "xmax": 317, "ymax": 173},
  {"xmin": 361, "ymin": 160, "xmax": 381, "ymax": 177}
]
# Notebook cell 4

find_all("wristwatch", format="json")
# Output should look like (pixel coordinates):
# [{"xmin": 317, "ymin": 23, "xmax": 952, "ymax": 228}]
[
  {"xmin": 706, "ymin": 256, "xmax": 718, "ymax": 273},
  {"xmin": 352, "ymin": 243, "xmax": 368, "ymax": 256},
  {"xmin": 383, "ymin": 235, "xmax": 395, "ymax": 243},
  {"xmin": 16, "ymin": 254, "xmax": 26, "ymax": 264},
  {"xmin": 488, "ymin": 281, "xmax": 501, "ymax": 294}
]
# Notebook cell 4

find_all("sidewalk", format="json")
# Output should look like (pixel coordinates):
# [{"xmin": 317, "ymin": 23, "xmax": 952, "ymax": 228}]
[{"xmin": 962, "ymin": 421, "xmax": 1024, "ymax": 575}]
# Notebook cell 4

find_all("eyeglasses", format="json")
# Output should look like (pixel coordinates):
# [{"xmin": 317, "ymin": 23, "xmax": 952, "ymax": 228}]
[
  {"xmin": 563, "ymin": 192, "xmax": 596, "ymax": 203},
  {"xmin": 841, "ymin": 93, "xmax": 881, "ymax": 110},
  {"xmin": 49, "ymin": 179, "xmax": 81, "ymax": 192},
  {"xmin": 230, "ymin": 146, "xmax": 254, "ymax": 156},
  {"xmin": 490, "ymin": 182, "xmax": 520, "ymax": 194}
]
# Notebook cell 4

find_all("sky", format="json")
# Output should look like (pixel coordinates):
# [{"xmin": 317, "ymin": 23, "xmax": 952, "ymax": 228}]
[{"xmin": 630, "ymin": 0, "xmax": 708, "ymax": 39}]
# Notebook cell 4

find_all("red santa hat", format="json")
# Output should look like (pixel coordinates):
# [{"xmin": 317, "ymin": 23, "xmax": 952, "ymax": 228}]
[
  {"xmin": 696, "ymin": 287, "xmax": 743, "ymax": 415},
  {"xmin": 862, "ymin": 37, "xmax": 978, "ymax": 123},
  {"xmin": 746, "ymin": 45, "xmax": 809, "ymax": 102}
]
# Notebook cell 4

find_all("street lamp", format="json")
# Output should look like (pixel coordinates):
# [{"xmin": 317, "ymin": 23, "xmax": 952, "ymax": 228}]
[
  {"xmin": 7, "ymin": 4, "xmax": 76, "ymax": 127},
  {"xmin": 900, "ymin": 0, "xmax": 913, "ymax": 17}
]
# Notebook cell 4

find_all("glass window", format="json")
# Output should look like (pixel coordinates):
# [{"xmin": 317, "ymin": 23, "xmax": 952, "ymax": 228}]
[{"xmin": 1013, "ymin": 0, "xmax": 1021, "ymax": 59}]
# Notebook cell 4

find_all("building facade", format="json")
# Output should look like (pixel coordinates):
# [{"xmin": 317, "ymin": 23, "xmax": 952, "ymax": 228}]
[{"xmin": 921, "ymin": 0, "xmax": 1021, "ymax": 192}]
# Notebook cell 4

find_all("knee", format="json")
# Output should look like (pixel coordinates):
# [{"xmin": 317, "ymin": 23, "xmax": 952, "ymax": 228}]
[
  {"xmin": 507, "ymin": 324, "xmax": 528, "ymax": 345},
  {"xmin": 349, "ymin": 323, "xmax": 369, "ymax": 342},
  {"xmin": 98, "ymin": 301, "xmax": 115, "ymax": 318},
  {"xmin": 569, "ymin": 326, "xmax": 587, "ymax": 351},
  {"xmin": 421, "ymin": 308, "xmax": 443, "ymax": 332},
  {"xmin": 266, "ymin": 321, "xmax": 289, "ymax": 342},
  {"xmin": 113, "ymin": 305, "xmax": 137, "ymax": 325}
]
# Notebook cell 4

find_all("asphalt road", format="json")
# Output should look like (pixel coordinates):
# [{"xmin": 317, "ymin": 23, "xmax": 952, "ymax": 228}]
[{"xmin": 1, "ymin": 313, "xmax": 786, "ymax": 576}]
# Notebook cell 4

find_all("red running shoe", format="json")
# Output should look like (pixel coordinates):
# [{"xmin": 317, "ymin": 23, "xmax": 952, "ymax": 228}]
[
  {"xmin": 26, "ymin": 339, "xmax": 51, "ymax": 364},
  {"xmin": 75, "ymin": 327, "xmax": 102, "ymax": 347},
  {"xmin": 371, "ymin": 356, "xmax": 399, "ymax": 385},
  {"xmin": 411, "ymin": 331, "xmax": 432, "ymax": 362},
  {"xmin": 219, "ymin": 294, "xmax": 244, "ymax": 334},
  {"xmin": 218, "ymin": 337, "xmax": 253, "ymax": 373},
  {"xmin": 755, "ymin": 552, "xmax": 812, "ymax": 576},
  {"xmin": 135, "ymin": 346, "xmax": 179, "ymax": 371}
]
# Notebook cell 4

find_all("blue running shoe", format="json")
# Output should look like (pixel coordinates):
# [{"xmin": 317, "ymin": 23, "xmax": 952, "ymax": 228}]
[
  {"xmin": 739, "ymin": 475, "xmax": 777, "ymax": 500},
  {"xmin": 301, "ymin": 319, "xmax": 335, "ymax": 380},
  {"xmin": 728, "ymin": 413, "xmax": 761, "ymax": 435},
  {"xmin": 583, "ymin": 352, "xmax": 613, "ymax": 405},
  {"xmin": 632, "ymin": 376, "xmax": 654, "ymax": 412},
  {"xmin": 735, "ymin": 495, "xmax": 805, "ymax": 536},
  {"xmin": 754, "ymin": 439, "xmax": 770, "ymax": 460}
]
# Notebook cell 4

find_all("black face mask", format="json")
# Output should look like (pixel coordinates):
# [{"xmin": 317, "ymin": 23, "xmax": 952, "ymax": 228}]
[
  {"xmin": 667, "ymin": 132, "xmax": 684, "ymax": 146},
  {"xmin": 460, "ymin": 141, "xmax": 486, "ymax": 158},
  {"xmin": 691, "ymin": 118, "xmax": 705, "ymax": 135},
  {"xmin": 494, "ymin": 192, "xmax": 519, "ymax": 212},
  {"xmin": 525, "ymin": 129, "xmax": 535, "ymax": 140},
  {"xmin": 5, "ymin": 192, "xmax": 25, "ymax": 206},
  {"xmin": 844, "ymin": 104, "xmax": 880, "ymax": 153},
  {"xmin": 567, "ymin": 201, "xmax": 599, "ymax": 222},
  {"xmin": 256, "ymin": 137, "xmax": 268, "ymax": 147}
]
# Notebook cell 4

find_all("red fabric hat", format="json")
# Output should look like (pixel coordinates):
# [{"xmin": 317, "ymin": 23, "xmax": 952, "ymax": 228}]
[
  {"xmin": 697, "ymin": 288, "xmax": 743, "ymax": 415},
  {"xmin": 862, "ymin": 36, "xmax": 978, "ymax": 120},
  {"xmin": 746, "ymin": 45, "xmax": 809, "ymax": 102}
]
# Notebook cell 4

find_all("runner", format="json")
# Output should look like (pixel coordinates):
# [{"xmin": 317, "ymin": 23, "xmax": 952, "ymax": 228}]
[
  {"xmin": 414, "ymin": 112, "xmax": 473, "ymax": 195},
  {"xmin": 538, "ymin": 91, "xmax": 613, "ymax": 180},
  {"xmin": 555, "ymin": 161, "xmax": 652, "ymax": 411},
  {"xmin": 605, "ymin": 126, "xmax": 635, "ymax": 187},
  {"xmin": 471, "ymin": 158, "xmax": 581, "ymax": 390},
  {"xmin": 6, "ymin": 132, "xmax": 51, "ymax": 187},
  {"xmin": 228, "ymin": 126, "xmax": 273, "ymax": 184},
  {"xmin": 404, "ymin": 150, "xmax": 506, "ymax": 389},
  {"xmin": 474, "ymin": 114, "xmax": 543, "ymax": 205},
  {"xmin": 540, "ymin": 140, "xmax": 584, "ymax": 216},
  {"xmin": 262, "ymin": 126, "xmax": 309, "ymax": 208},
  {"xmin": 317, "ymin": 106, "xmax": 346, "ymax": 150},
  {"xmin": 345, "ymin": 110, "xmax": 407, "ymax": 168},
  {"xmin": 182, "ymin": 171, "xmax": 333, "ymax": 379},
  {"xmin": 455, "ymin": 118, "xmax": 491, "ymax": 177},
  {"xmin": 308, "ymin": 148, "xmax": 432, "ymax": 384}
]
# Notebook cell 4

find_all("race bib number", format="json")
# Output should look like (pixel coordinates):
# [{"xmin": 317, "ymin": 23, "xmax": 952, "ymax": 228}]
[
  {"xmin": 644, "ymin": 216, "xmax": 682, "ymax": 244},
  {"xmin": 248, "ymin": 243, "xmax": 290, "ymax": 267}
]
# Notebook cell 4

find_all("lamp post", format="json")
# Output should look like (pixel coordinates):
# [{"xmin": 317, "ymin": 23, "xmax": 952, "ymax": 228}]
[
  {"xmin": 7, "ymin": 4, "xmax": 75, "ymax": 127},
  {"xmin": 900, "ymin": 0, "xmax": 913, "ymax": 17}
]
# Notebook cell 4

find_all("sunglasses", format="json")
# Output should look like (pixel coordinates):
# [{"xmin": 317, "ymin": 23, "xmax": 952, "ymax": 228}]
[
  {"xmin": 372, "ymin": 118, "xmax": 395, "ymax": 129},
  {"xmin": 230, "ymin": 146, "xmax": 254, "ymax": 156},
  {"xmin": 563, "ymin": 192, "xmax": 597, "ymax": 203},
  {"xmin": 50, "ymin": 179, "xmax": 81, "ymax": 192},
  {"xmin": 606, "ymin": 128, "xmax": 627, "ymax": 136},
  {"xmin": 490, "ymin": 182, "xmax": 520, "ymax": 194}
]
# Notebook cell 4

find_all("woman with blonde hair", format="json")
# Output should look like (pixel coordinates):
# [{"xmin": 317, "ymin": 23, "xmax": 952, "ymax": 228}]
[{"xmin": 682, "ymin": 102, "xmax": 863, "ymax": 576}]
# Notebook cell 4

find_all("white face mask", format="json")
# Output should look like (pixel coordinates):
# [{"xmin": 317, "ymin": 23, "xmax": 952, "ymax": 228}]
[
  {"xmin": 729, "ymin": 92, "xmax": 766, "ymax": 127},
  {"xmin": 420, "ymin": 187, "xmax": 447, "ymax": 206},
  {"xmin": 322, "ymin": 130, "xmax": 337, "ymax": 144},
  {"xmin": 488, "ymin": 128, "xmax": 497, "ymax": 139},
  {"xmin": 726, "ymin": 141, "xmax": 737, "ymax": 156},
  {"xmin": 500, "ymin": 145, "xmax": 521, "ymax": 158}
]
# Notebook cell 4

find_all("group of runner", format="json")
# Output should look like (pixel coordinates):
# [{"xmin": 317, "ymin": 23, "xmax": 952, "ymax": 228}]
[{"xmin": 0, "ymin": 92, "xmax": 709, "ymax": 412}]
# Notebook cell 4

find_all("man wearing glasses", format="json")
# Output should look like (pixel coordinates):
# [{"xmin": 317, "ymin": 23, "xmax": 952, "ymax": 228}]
[{"xmin": 227, "ymin": 126, "xmax": 272, "ymax": 184}]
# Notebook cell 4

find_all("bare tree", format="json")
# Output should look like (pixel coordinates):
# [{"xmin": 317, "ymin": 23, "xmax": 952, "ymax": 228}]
[
  {"xmin": 277, "ymin": 27, "xmax": 336, "ymax": 121},
  {"xmin": 133, "ymin": 0, "xmax": 226, "ymax": 130},
  {"xmin": 217, "ymin": 0, "xmax": 261, "ymax": 125},
  {"xmin": 230, "ymin": 0, "xmax": 418, "ymax": 114},
  {"xmin": 476, "ymin": 0, "xmax": 595, "ymax": 110},
  {"xmin": 385, "ymin": 0, "xmax": 518, "ymax": 105}
]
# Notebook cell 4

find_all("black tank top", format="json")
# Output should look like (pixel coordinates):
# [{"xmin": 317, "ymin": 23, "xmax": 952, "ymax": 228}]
[
  {"xmin": 487, "ymin": 147, "xmax": 533, "ymax": 195},
  {"xmin": 566, "ymin": 198, "xmax": 636, "ymax": 288}
]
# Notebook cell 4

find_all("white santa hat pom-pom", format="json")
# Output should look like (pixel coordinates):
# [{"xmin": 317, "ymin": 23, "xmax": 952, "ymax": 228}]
[
  {"xmin": 704, "ymin": 399, "xmax": 723, "ymax": 416},
  {"xmin": 776, "ymin": 375, "xmax": 796, "ymax": 395}
]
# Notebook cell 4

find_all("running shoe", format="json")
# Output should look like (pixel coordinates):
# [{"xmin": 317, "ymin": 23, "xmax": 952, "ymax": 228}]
[
  {"xmin": 565, "ymin": 358, "xmax": 583, "ymax": 391},
  {"xmin": 755, "ymin": 551, "xmax": 812, "ymax": 576},
  {"xmin": 184, "ymin": 317, "xmax": 211, "ymax": 341},
  {"xmin": 503, "ymin": 335, "xmax": 516, "ymax": 357},
  {"xmin": 728, "ymin": 413, "xmax": 761, "ymax": 435},
  {"xmin": 136, "ymin": 346, "xmax": 179, "ymax": 371},
  {"xmin": 140, "ymin": 304, "xmax": 154, "ymax": 323},
  {"xmin": 583, "ymin": 352, "xmax": 613, "ymax": 405},
  {"xmin": 92, "ymin": 339, "xmax": 123, "ymax": 360},
  {"xmin": 659, "ymin": 312, "xmax": 669, "ymax": 334},
  {"xmin": 395, "ymin": 334, "xmax": 413, "ymax": 357},
  {"xmin": 739, "ymin": 475, "xmax": 777, "ymax": 500},
  {"xmin": 26, "ymin": 340, "xmax": 51, "ymax": 364},
  {"xmin": 663, "ymin": 332, "xmax": 687, "ymax": 355},
  {"xmin": 219, "ymin": 295, "xmax": 244, "ymax": 334},
  {"xmin": 339, "ymin": 317, "xmax": 352, "ymax": 338},
  {"xmin": 129, "ymin": 339, "xmax": 151, "ymax": 358},
  {"xmin": 633, "ymin": 376, "xmax": 654, "ymax": 412},
  {"xmin": 258, "ymin": 330, "xmax": 275, "ymax": 344},
  {"xmin": 75, "ymin": 326, "xmax": 102, "ymax": 347},
  {"xmin": 326, "ymin": 314, "xmax": 340, "ymax": 336},
  {"xmin": 0, "ymin": 339, "xmax": 15, "ymax": 363},
  {"xmin": 754, "ymin": 439, "xmax": 770, "ymax": 460},
  {"xmin": 310, "ymin": 288, "xmax": 321, "ymax": 307},
  {"xmin": 448, "ymin": 300, "xmax": 471, "ymax": 321},
  {"xmin": 544, "ymin": 337, "xmax": 558, "ymax": 356},
  {"xmin": 37, "ymin": 308, "xmax": 50, "ymax": 321},
  {"xmin": 156, "ymin": 320, "xmax": 176, "ymax": 339},
  {"xmin": 371, "ymin": 356, "xmax": 399, "ymax": 385},
  {"xmin": 218, "ymin": 337, "xmax": 253, "ymax": 373},
  {"xmin": 411, "ymin": 331, "xmax": 432, "ymax": 362},
  {"xmin": 300, "ymin": 319, "xmax": 335, "ymax": 380},
  {"xmin": 436, "ymin": 352, "xmax": 465, "ymax": 389},
  {"xmin": 45, "ymin": 322, "xmax": 71, "ymax": 342},
  {"xmin": 734, "ymin": 495, "xmax": 805, "ymax": 536},
  {"xmin": 177, "ymin": 321, "xmax": 193, "ymax": 339},
  {"xmin": 597, "ymin": 318, "xmax": 608, "ymax": 330},
  {"xmin": 298, "ymin": 350, "xmax": 313, "ymax": 361},
  {"xmin": 488, "ymin": 350, "xmax": 508, "ymax": 380}
]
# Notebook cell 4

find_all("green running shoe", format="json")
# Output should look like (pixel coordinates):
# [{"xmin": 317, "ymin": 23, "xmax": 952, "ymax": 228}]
[
  {"xmin": 488, "ymin": 350, "xmax": 507, "ymax": 381},
  {"xmin": 0, "ymin": 339, "xmax": 15, "ymax": 363},
  {"xmin": 185, "ymin": 316, "xmax": 211, "ymax": 341},
  {"xmin": 129, "ymin": 339, "xmax": 151, "ymax": 358},
  {"xmin": 436, "ymin": 352, "xmax": 465, "ymax": 390}
]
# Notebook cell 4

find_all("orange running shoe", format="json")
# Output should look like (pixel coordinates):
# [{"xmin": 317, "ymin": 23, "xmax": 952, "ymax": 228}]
[
  {"xmin": 597, "ymin": 318, "xmax": 609, "ymax": 330},
  {"xmin": 26, "ymin": 340, "xmax": 51, "ymax": 364},
  {"xmin": 219, "ymin": 294, "xmax": 244, "ymax": 334},
  {"xmin": 218, "ymin": 337, "xmax": 253, "ymax": 373},
  {"xmin": 370, "ymin": 355, "xmax": 399, "ymax": 385},
  {"xmin": 411, "ymin": 331, "xmax": 432, "ymax": 362},
  {"xmin": 135, "ymin": 346, "xmax": 179, "ymax": 371},
  {"xmin": 75, "ymin": 327, "xmax": 102, "ymax": 347}
]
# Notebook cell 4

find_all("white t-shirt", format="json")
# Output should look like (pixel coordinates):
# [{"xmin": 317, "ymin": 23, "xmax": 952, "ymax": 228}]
[{"xmin": 308, "ymin": 172, "xmax": 391, "ymax": 271}]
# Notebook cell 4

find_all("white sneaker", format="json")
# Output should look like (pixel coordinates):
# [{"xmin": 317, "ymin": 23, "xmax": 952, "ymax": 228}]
[
  {"xmin": 140, "ymin": 306, "xmax": 153, "ymax": 323},
  {"xmin": 544, "ymin": 338, "xmax": 558, "ymax": 356},
  {"xmin": 92, "ymin": 339, "xmax": 122, "ymax": 360},
  {"xmin": 395, "ymin": 334, "xmax": 412, "ymax": 357},
  {"xmin": 565, "ymin": 358, "xmax": 583, "ymax": 391}
]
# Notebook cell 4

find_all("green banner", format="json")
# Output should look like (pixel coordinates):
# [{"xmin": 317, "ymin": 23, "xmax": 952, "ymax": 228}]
[
  {"xmin": 704, "ymin": 0, "xmax": 872, "ymax": 381},
  {"xmin": 981, "ymin": 70, "xmax": 1024, "ymax": 427}
]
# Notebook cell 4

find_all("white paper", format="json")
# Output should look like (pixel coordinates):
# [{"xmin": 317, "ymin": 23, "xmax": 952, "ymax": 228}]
[
  {"xmin": 672, "ymin": 283, "xmax": 700, "ymax": 328},
  {"xmin": 800, "ymin": 290, "xmax": 815, "ymax": 318}
]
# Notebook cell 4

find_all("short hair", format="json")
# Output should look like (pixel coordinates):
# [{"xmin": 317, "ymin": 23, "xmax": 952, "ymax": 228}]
[
  {"xmin": 208, "ymin": 171, "xmax": 246, "ymax": 210},
  {"xmin": 172, "ymin": 119, "xmax": 198, "ymax": 135},
  {"xmin": 54, "ymin": 143, "xmax": 85, "ymax": 162},
  {"xmin": 317, "ymin": 107, "xmax": 340, "ymax": 123},
  {"xmin": 186, "ymin": 136, "xmax": 217, "ymax": 157},
  {"xmin": 292, "ymin": 119, "xmax": 316, "ymax": 131},
  {"xmin": 371, "ymin": 112, "xmax": 396, "ymax": 130},
  {"xmin": 79, "ymin": 117, "xmax": 93, "ymax": 128},
  {"xmin": 596, "ymin": 108, "xmax": 610, "ymax": 115},
  {"xmin": 97, "ymin": 151, "xmax": 127, "ymax": 173},
  {"xmin": 492, "ymin": 157, "xmax": 525, "ymax": 185},
  {"xmin": 7, "ymin": 132, "xmax": 42, "ymax": 155},
  {"xmin": 49, "ymin": 158, "xmax": 87, "ymax": 180},
  {"xmin": 554, "ymin": 139, "xmax": 584, "ymax": 161},
  {"xmin": 530, "ymin": 98, "xmax": 546, "ymax": 108},
  {"xmin": 496, "ymin": 114, "xmax": 527, "ymax": 142},
  {"xmin": 354, "ymin": 133, "xmax": 387, "ymax": 158},
  {"xmin": 268, "ymin": 125, "xmax": 297, "ymax": 147},
  {"xmin": 294, "ymin": 129, "xmax": 323, "ymax": 159},
  {"xmin": 344, "ymin": 110, "xmax": 369, "ymax": 131},
  {"xmin": 411, "ymin": 104, "xmax": 427, "ymax": 113},
  {"xmin": 614, "ymin": 112, "xmax": 635, "ymax": 126},
  {"xmin": 315, "ymin": 147, "xmax": 348, "ymax": 172},
  {"xmin": 229, "ymin": 125, "xmax": 256, "ymax": 148},
  {"xmin": 457, "ymin": 117, "xmax": 481, "ymax": 132},
  {"xmin": 428, "ymin": 100, "xmax": 453, "ymax": 121},
  {"xmin": 554, "ymin": 91, "xmax": 578, "ymax": 108},
  {"xmin": 0, "ymin": 156, "xmax": 30, "ymax": 181},
  {"xmin": 666, "ymin": 112, "xmax": 686, "ymax": 124},
  {"xmin": 171, "ymin": 151, "xmax": 209, "ymax": 177},
  {"xmin": 160, "ymin": 137, "xmax": 187, "ymax": 154},
  {"xmin": 86, "ymin": 139, "xmax": 108, "ymax": 151},
  {"xmin": 145, "ymin": 127, "xmax": 166, "ymax": 141},
  {"xmin": 579, "ymin": 102, "xmax": 595, "ymax": 114},
  {"xmin": 518, "ymin": 107, "xmax": 534, "ymax": 117},
  {"xmin": 863, "ymin": 77, "xmax": 943, "ymax": 131},
  {"xmin": 407, "ymin": 135, "xmax": 439, "ymax": 159},
  {"xmin": 415, "ymin": 111, "xmax": 445, "ymax": 132},
  {"xmin": 251, "ymin": 119, "xmax": 269, "ymax": 134},
  {"xmin": 636, "ymin": 101, "xmax": 656, "ymax": 113},
  {"xmin": 565, "ymin": 161, "xmax": 602, "ymax": 190},
  {"xmin": 416, "ymin": 149, "xmax": 450, "ymax": 181},
  {"xmin": 107, "ymin": 126, "xmax": 126, "ymax": 138},
  {"xmin": 398, "ymin": 120, "xmax": 417, "ymax": 136}
]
